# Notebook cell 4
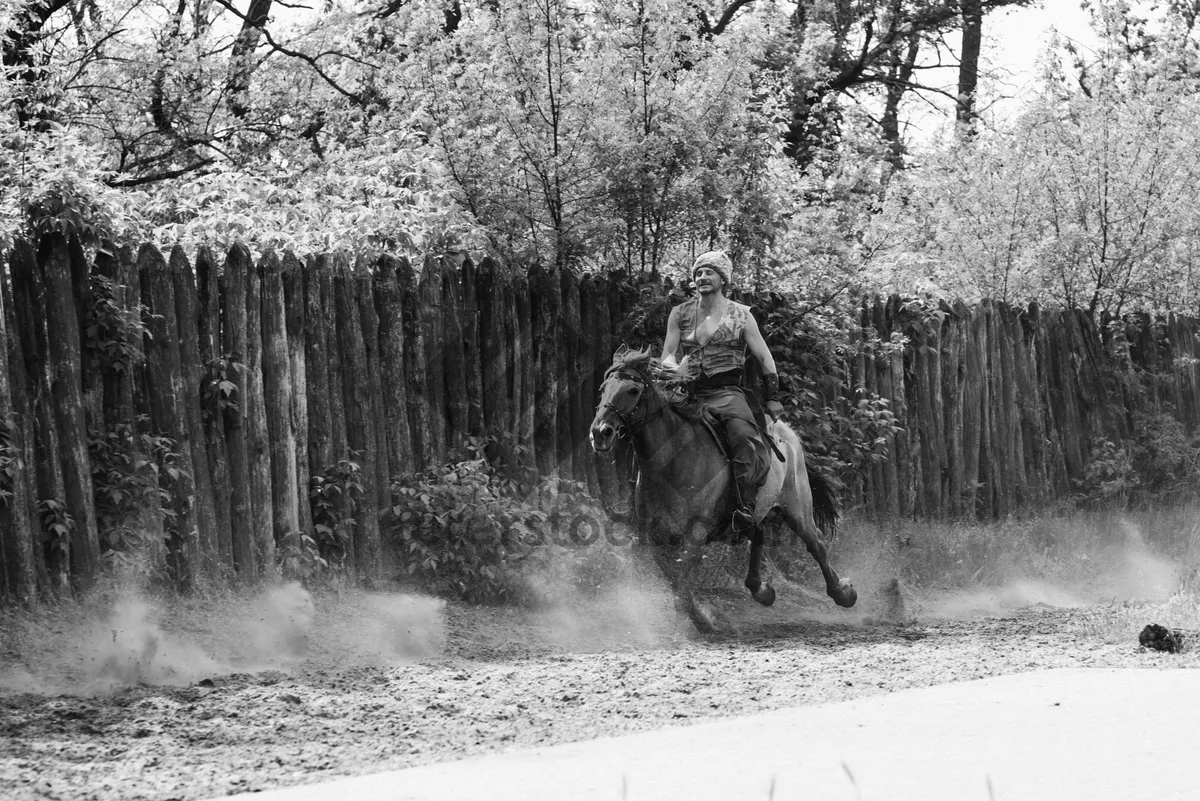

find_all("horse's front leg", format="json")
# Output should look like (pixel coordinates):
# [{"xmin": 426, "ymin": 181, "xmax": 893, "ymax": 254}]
[
  {"xmin": 744, "ymin": 524, "xmax": 776, "ymax": 607},
  {"xmin": 652, "ymin": 521, "xmax": 722, "ymax": 634}
]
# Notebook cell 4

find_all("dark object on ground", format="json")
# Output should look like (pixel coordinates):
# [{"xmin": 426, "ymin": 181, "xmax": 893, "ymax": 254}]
[{"xmin": 1139, "ymin": 624, "xmax": 1189, "ymax": 653}]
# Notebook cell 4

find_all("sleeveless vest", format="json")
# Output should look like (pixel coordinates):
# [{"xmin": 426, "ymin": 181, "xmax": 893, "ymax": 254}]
[{"xmin": 675, "ymin": 297, "xmax": 751, "ymax": 377}]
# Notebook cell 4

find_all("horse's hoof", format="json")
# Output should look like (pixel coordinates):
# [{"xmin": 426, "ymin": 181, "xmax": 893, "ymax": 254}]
[
  {"xmin": 687, "ymin": 604, "xmax": 719, "ymax": 635},
  {"xmin": 752, "ymin": 583, "xmax": 776, "ymax": 607},
  {"xmin": 832, "ymin": 581, "xmax": 858, "ymax": 608}
]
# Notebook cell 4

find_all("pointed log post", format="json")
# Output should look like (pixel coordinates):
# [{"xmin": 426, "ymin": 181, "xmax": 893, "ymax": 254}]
[
  {"xmin": 460, "ymin": 256, "xmax": 485, "ymax": 438},
  {"xmin": 246, "ymin": 252, "xmax": 275, "ymax": 576},
  {"xmin": 336, "ymin": 258, "xmax": 381, "ymax": 582},
  {"xmin": 1, "ymin": 259, "xmax": 38, "ymax": 607},
  {"xmin": 261, "ymin": 251, "xmax": 299, "ymax": 553},
  {"xmin": 196, "ymin": 246, "xmax": 234, "ymax": 568},
  {"xmin": 592, "ymin": 274, "xmax": 618, "ymax": 503},
  {"xmin": 557, "ymin": 268, "xmax": 580, "ymax": 482},
  {"xmin": 170, "ymin": 246, "xmax": 220, "ymax": 584},
  {"xmin": 326, "ymin": 257, "xmax": 349, "ymax": 468},
  {"xmin": 282, "ymin": 253, "xmax": 313, "ymax": 542},
  {"xmin": 304, "ymin": 255, "xmax": 333, "ymax": 482},
  {"xmin": 514, "ymin": 268, "xmax": 536, "ymax": 467},
  {"xmin": 441, "ymin": 256, "xmax": 469, "ymax": 456},
  {"xmin": 399, "ymin": 258, "xmax": 433, "ymax": 470},
  {"xmin": 418, "ymin": 257, "xmax": 447, "ymax": 464},
  {"xmin": 9, "ymin": 241, "xmax": 58, "ymax": 591},
  {"xmin": 92, "ymin": 244, "xmax": 138, "ymax": 432},
  {"xmin": 477, "ymin": 258, "xmax": 510, "ymax": 441},
  {"xmin": 140, "ymin": 243, "xmax": 199, "ymax": 588},
  {"xmin": 531, "ymin": 265, "xmax": 560, "ymax": 482},
  {"xmin": 40, "ymin": 235, "xmax": 101, "ymax": 589},
  {"xmin": 356, "ymin": 258, "xmax": 389, "ymax": 519},
  {"xmin": 221, "ymin": 244, "xmax": 258, "ymax": 580},
  {"xmin": 376, "ymin": 255, "xmax": 414, "ymax": 478}
]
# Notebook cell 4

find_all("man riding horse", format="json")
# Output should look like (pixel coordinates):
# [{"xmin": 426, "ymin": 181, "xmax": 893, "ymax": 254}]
[{"xmin": 661, "ymin": 250, "xmax": 782, "ymax": 536}]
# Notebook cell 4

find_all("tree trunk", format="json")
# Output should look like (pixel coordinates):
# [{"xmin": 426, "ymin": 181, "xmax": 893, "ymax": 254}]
[
  {"xmin": 881, "ymin": 31, "xmax": 920, "ymax": 169},
  {"xmin": 225, "ymin": 0, "xmax": 273, "ymax": 118},
  {"xmin": 957, "ymin": 0, "xmax": 983, "ymax": 131}
]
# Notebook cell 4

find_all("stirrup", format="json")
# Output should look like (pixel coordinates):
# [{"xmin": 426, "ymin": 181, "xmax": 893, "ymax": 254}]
[{"xmin": 732, "ymin": 505, "xmax": 757, "ymax": 534}]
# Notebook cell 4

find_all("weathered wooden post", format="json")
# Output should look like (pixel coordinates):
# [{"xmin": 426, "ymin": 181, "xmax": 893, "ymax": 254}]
[
  {"xmin": 140, "ymin": 243, "xmax": 199, "ymax": 587},
  {"xmin": 1, "ymin": 258, "xmax": 38, "ymax": 606},
  {"xmin": 246, "ymin": 252, "xmax": 275, "ymax": 576},
  {"xmin": 196, "ymin": 246, "xmax": 234, "ymax": 569},
  {"xmin": 376, "ymin": 255, "xmax": 414, "ymax": 479},
  {"xmin": 41, "ymin": 235, "xmax": 101, "ymax": 588},
  {"xmin": 221, "ymin": 244, "xmax": 258, "ymax": 579},
  {"xmin": 399, "ymin": 257, "xmax": 433, "ymax": 470},
  {"xmin": 282, "ymin": 253, "xmax": 313, "ymax": 542},
  {"xmin": 170, "ymin": 245, "xmax": 220, "ymax": 584},
  {"xmin": 441, "ymin": 255, "xmax": 469, "ymax": 455},
  {"xmin": 336, "ymin": 256, "xmax": 381, "ymax": 581},
  {"xmin": 261, "ymin": 251, "xmax": 299, "ymax": 556},
  {"xmin": 418, "ymin": 256, "xmax": 447, "ymax": 465}
]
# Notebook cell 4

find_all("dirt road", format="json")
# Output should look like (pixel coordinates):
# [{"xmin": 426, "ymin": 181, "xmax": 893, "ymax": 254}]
[{"xmin": 2, "ymin": 571, "xmax": 1194, "ymax": 801}]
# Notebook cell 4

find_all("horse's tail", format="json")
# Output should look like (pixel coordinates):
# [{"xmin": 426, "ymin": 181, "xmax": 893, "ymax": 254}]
[{"xmin": 806, "ymin": 464, "xmax": 840, "ymax": 535}]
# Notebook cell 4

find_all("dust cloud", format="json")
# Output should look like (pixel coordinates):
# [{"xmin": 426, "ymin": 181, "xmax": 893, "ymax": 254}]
[
  {"xmin": 521, "ymin": 550, "xmax": 682, "ymax": 652},
  {"xmin": 0, "ymin": 583, "xmax": 447, "ymax": 695},
  {"xmin": 859, "ymin": 516, "xmax": 1186, "ymax": 622}
]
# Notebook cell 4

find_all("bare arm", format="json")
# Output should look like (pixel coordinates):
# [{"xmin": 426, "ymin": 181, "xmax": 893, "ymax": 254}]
[
  {"xmin": 745, "ymin": 312, "xmax": 784, "ymax": 419},
  {"xmin": 661, "ymin": 306, "xmax": 681, "ymax": 364},
  {"xmin": 743, "ymin": 313, "xmax": 777, "ymax": 374}
]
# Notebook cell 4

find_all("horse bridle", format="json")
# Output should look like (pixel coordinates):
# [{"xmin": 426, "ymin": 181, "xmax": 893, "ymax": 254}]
[{"xmin": 597, "ymin": 367, "xmax": 665, "ymax": 438}]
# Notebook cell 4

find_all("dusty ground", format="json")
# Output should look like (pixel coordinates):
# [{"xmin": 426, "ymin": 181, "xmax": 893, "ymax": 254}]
[{"xmin": 1, "ymin": 551, "xmax": 1197, "ymax": 801}]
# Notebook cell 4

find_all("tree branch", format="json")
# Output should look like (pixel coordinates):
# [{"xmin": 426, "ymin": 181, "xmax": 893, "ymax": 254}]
[{"xmin": 211, "ymin": 0, "xmax": 368, "ymax": 108}]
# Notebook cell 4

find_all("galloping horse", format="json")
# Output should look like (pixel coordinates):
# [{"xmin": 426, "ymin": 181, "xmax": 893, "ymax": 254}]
[{"xmin": 589, "ymin": 347, "xmax": 856, "ymax": 631}]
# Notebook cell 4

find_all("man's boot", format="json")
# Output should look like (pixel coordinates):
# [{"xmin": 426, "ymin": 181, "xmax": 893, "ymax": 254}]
[{"xmin": 731, "ymin": 477, "xmax": 760, "ymax": 537}]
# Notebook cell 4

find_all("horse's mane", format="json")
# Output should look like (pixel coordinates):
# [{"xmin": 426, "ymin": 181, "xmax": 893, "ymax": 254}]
[
  {"xmin": 604, "ymin": 346, "xmax": 709, "ymax": 423},
  {"xmin": 604, "ymin": 346, "xmax": 656, "ymax": 378}
]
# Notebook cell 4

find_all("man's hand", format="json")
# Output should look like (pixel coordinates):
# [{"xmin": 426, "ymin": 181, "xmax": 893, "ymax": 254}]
[{"xmin": 761, "ymin": 373, "xmax": 783, "ymax": 421}]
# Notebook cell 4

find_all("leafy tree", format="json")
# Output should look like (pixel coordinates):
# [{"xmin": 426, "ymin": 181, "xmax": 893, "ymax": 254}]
[{"xmin": 867, "ymin": 1, "xmax": 1200, "ymax": 313}]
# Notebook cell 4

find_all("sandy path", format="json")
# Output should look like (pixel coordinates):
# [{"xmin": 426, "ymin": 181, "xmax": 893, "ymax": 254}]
[{"xmin": 2, "ymin": 578, "xmax": 1194, "ymax": 801}]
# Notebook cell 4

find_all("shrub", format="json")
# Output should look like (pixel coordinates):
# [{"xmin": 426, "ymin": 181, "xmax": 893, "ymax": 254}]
[
  {"xmin": 386, "ymin": 459, "xmax": 541, "ymax": 604},
  {"xmin": 309, "ymin": 458, "xmax": 364, "ymax": 566}
]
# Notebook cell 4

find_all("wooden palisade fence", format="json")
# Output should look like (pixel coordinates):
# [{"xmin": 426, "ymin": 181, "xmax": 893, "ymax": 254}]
[{"xmin": 3, "ymin": 233, "xmax": 1200, "ymax": 603}]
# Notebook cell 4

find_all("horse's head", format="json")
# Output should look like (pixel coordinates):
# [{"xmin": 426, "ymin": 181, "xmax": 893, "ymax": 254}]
[{"xmin": 590, "ymin": 347, "xmax": 658, "ymax": 453}]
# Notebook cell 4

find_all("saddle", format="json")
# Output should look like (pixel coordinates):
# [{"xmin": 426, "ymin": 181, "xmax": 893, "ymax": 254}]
[{"xmin": 664, "ymin": 379, "xmax": 785, "ymax": 465}]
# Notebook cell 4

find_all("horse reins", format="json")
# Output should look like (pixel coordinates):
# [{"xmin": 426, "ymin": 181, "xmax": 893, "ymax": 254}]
[{"xmin": 598, "ymin": 368, "xmax": 665, "ymax": 438}]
